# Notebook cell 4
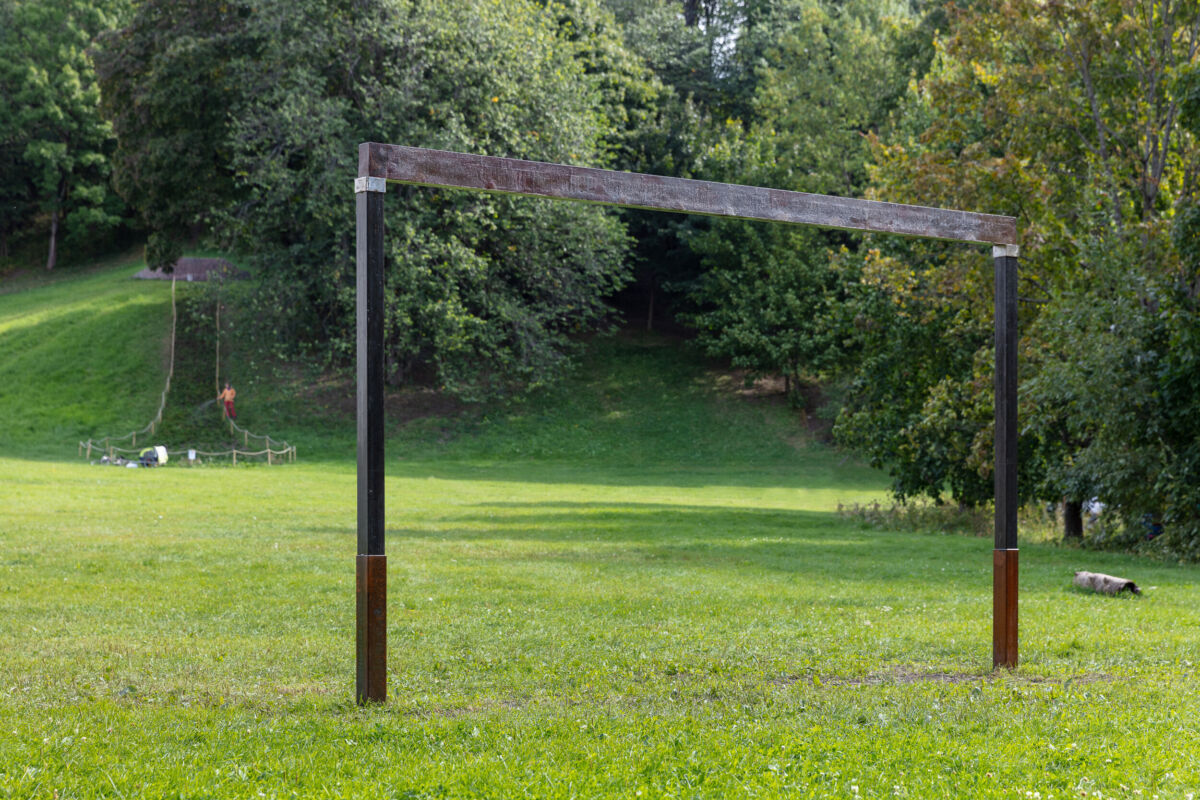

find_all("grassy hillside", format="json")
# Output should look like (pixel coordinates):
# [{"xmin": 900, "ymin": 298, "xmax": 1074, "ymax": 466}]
[
  {"xmin": 0, "ymin": 257, "xmax": 881, "ymax": 475},
  {"xmin": 0, "ymin": 253, "xmax": 173, "ymax": 456}
]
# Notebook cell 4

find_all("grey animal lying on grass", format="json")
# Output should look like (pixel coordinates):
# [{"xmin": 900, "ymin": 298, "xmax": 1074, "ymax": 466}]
[{"xmin": 1074, "ymin": 570, "xmax": 1141, "ymax": 595}]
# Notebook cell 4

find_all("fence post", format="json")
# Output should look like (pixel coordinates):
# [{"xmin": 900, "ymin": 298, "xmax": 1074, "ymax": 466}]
[{"xmin": 232, "ymin": 449, "xmax": 237, "ymax": 466}]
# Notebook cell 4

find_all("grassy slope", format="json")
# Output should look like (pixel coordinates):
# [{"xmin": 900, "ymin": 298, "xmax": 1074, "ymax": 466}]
[
  {"xmin": 0, "ymin": 253, "xmax": 172, "ymax": 456},
  {"xmin": 2, "ymin": 264, "xmax": 1200, "ymax": 798}
]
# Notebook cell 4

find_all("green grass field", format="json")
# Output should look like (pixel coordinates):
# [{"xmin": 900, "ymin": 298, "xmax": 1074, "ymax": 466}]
[{"xmin": 2, "ymin": 260, "xmax": 1199, "ymax": 798}]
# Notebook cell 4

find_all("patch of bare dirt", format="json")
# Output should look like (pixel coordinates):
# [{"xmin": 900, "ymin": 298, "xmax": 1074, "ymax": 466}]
[
  {"xmin": 709, "ymin": 369, "xmax": 789, "ymax": 401},
  {"xmin": 708, "ymin": 367, "xmax": 835, "ymax": 442},
  {"xmin": 294, "ymin": 370, "xmax": 466, "ymax": 426}
]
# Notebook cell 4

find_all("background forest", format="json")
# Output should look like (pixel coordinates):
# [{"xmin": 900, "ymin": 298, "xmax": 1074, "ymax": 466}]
[{"xmin": 3, "ymin": 0, "xmax": 1200, "ymax": 557}]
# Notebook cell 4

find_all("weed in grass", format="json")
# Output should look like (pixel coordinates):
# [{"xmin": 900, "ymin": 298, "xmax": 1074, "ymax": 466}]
[{"xmin": 839, "ymin": 499, "xmax": 995, "ymax": 538}]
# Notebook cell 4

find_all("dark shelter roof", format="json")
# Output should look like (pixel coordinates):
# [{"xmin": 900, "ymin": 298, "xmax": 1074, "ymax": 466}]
[{"xmin": 134, "ymin": 257, "xmax": 246, "ymax": 282}]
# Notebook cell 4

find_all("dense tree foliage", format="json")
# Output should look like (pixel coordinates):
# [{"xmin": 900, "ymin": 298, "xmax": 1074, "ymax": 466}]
[
  {"xmin": 682, "ymin": 0, "xmax": 913, "ymax": 401},
  {"xmin": 840, "ymin": 0, "xmax": 1200, "ymax": 549},
  {"xmin": 94, "ymin": 1, "xmax": 248, "ymax": 270},
  {"xmin": 0, "ymin": 0, "xmax": 128, "ymax": 268},
  {"xmin": 98, "ymin": 0, "xmax": 635, "ymax": 397}
]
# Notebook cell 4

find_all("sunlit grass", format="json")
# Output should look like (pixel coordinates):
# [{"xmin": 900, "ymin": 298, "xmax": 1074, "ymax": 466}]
[{"xmin": 2, "ymin": 455, "xmax": 1199, "ymax": 798}]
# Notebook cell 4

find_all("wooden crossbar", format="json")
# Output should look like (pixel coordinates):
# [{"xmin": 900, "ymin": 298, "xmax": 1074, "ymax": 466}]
[{"xmin": 359, "ymin": 143, "xmax": 1017, "ymax": 246}]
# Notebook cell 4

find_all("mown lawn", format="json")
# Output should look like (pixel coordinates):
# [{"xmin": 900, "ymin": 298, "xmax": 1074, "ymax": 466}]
[
  {"xmin": 4, "ymin": 451, "xmax": 1200, "ymax": 798},
  {"xmin": 2, "ymin": 262, "xmax": 1199, "ymax": 798}
]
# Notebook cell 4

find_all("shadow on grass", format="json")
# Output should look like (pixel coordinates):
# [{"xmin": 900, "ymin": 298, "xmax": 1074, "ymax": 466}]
[
  {"xmin": 0, "ymin": 248, "xmax": 144, "ymax": 298},
  {"xmin": 385, "ymin": 459, "xmax": 886, "ymax": 492},
  {"xmin": 303, "ymin": 500, "xmax": 994, "ymax": 591}
]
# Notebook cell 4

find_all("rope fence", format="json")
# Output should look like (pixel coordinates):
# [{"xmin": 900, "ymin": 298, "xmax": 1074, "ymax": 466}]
[
  {"xmin": 218, "ymin": 416, "xmax": 296, "ymax": 464},
  {"xmin": 77, "ymin": 275, "xmax": 296, "ymax": 466},
  {"xmin": 83, "ymin": 441, "xmax": 296, "ymax": 466}
]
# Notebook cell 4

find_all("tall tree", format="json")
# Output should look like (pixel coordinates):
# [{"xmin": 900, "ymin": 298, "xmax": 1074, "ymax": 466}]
[
  {"xmin": 842, "ymin": 0, "xmax": 1200, "ymax": 536},
  {"xmin": 94, "ymin": 1, "xmax": 249, "ymax": 270},
  {"xmin": 683, "ymin": 0, "xmax": 915, "ymax": 397},
  {"xmin": 98, "ymin": 0, "xmax": 634, "ymax": 398},
  {"xmin": 0, "ymin": 0, "xmax": 125, "ymax": 270}
]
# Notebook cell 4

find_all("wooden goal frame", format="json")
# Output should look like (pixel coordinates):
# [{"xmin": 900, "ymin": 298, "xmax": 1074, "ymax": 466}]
[{"xmin": 354, "ymin": 142, "xmax": 1020, "ymax": 704}]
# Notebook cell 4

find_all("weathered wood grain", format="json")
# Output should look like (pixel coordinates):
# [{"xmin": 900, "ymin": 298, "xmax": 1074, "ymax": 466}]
[
  {"xmin": 993, "ymin": 549, "xmax": 1018, "ymax": 668},
  {"xmin": 359, "ymin": 142, "xmax": 1018, "ymax": 245}
]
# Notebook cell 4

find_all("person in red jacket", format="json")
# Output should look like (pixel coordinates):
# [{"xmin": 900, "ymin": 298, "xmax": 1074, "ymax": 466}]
[{"xmin": 218, "ymin": 382, "xmax": 237, "ymax": 420}]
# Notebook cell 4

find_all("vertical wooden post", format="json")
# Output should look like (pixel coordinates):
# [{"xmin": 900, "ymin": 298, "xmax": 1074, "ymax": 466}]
[
  {"xmin": 993, "ymin": 244, "xmax": 1019, "ymax": 669},
  {"xmin": 356, "ymin": 169, "xmax": 387, "ymax": 704}
]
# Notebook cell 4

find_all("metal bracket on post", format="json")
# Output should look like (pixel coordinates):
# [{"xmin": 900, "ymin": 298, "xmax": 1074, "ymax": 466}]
[
  {"xmin": 993, "ymin": 243, "xmax": 1019, "ymax": 669},
  {"xmin": 355, "ymin": 176, "xmax": 386, "ymax": 194},
  {"xmin": 355, "ymin": 168, "xmax": 387, "ymax": 704}
]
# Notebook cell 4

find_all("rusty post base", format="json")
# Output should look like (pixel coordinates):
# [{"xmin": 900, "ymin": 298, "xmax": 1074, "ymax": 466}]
[
  {"xmin": 356, "ymin": 554, "xmax": 387, "ymax": 703},
  {"xmin": 993, "ymin": 549, "xmax": 1018, "ymax": 669}
]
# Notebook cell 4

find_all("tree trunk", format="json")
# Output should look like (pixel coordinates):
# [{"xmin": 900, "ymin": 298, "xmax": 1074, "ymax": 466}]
[
  {"xmin": 787, "ymin": 370, "xmax": 804, "ymax": 408},
  {"xmin": 45, "ymin": 204, "xmax": 59, "ymax": 271},
  {"xmin": 683, "ymin": 0, "xmax": 700, "ymax": 27},
  {"xmin": 646, "ymin": 278, "xmax": 655, "ymax": 331},
  {"xmin": 1063, "ymin": 499, "xmax": 1083, "ymax": 540}
]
